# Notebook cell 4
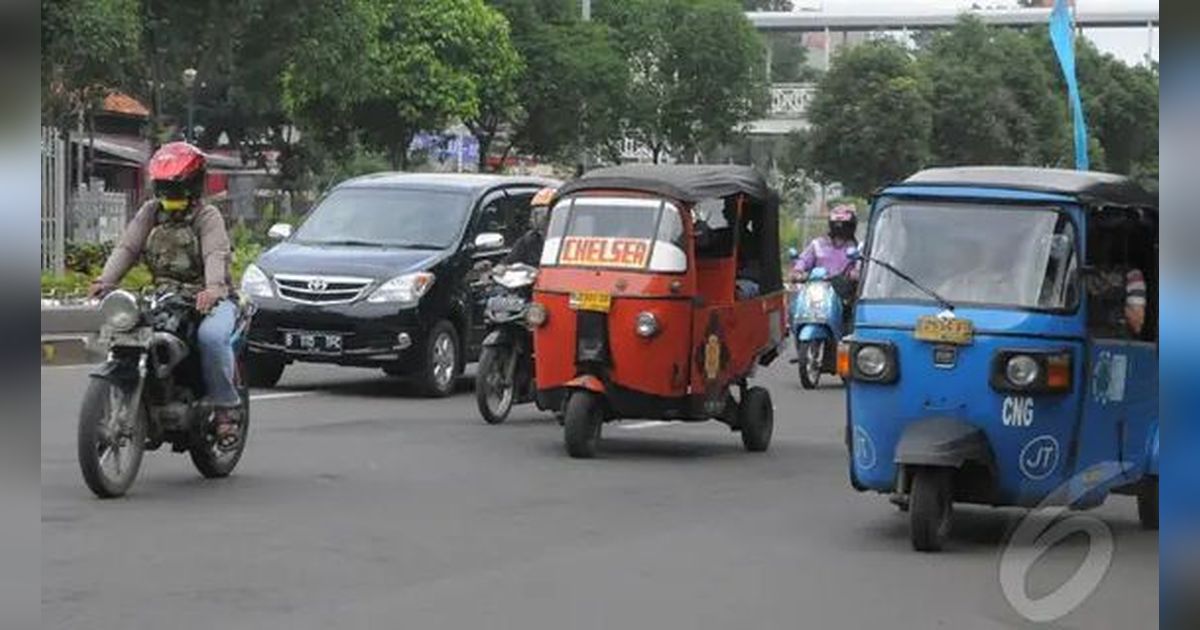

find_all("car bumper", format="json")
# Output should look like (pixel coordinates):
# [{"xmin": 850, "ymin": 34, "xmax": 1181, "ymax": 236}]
[{"xmin": 246, "ymin": 297, "xmax": 426, "ymax": 367}]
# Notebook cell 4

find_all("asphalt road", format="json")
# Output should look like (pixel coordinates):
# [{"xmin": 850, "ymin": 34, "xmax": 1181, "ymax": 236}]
[{"xmin": 42, "ymin": 356, "xmax": 1158, "ymax": 629}]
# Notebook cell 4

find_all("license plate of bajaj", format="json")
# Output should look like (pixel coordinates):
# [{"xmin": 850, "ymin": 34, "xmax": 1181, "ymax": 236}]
[
  {"xmin": 569, "ymin": 291, "xmax": 612, "ymax": 313},
  {"xmin": 913, "ymin": 315, "xmax": 974, "ymax": 345}
]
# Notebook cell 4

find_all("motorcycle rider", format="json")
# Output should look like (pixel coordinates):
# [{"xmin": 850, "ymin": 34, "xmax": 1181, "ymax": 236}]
[
  {"xmin": 503, "ymin": 187, "xmax": 557, "ymax": 266},
  {"xmin": 88, "ymin": 142, "xmax": 242, "ymax": 448},
  {"xmin": 792, "ymin": 203, "xmax": 860, "ymax": 320}
]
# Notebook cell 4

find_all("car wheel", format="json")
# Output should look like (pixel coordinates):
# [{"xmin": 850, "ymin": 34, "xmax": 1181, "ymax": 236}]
[
  {"xmin": 419, "ymin": 321, "xmax": 460, "ymax": 398},
  {"xmin": 246, "ymin": 353, "xmax": 285, "ymax": 388}
]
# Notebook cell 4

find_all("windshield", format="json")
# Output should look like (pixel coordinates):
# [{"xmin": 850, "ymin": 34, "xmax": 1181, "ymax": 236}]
[
  {"xmin": 292, "ymin": 187, "xmax": 472, "ymax": 248},
  {"xmin": 543, "ymin": 197, "xmax": 687, "ymax": 272},
  {"xmin": 861, "ymin": 203, "xmax": 1078, "ymax": 310}
]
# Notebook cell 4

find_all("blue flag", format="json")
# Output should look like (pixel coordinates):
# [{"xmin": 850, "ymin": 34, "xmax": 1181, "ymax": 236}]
[{"xmin": 1049, "ymin": 0, "xmax": 1089, "ymax": 171}]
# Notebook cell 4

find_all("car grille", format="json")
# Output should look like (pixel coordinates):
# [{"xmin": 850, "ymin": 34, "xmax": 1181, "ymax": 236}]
[{"xmin": 273, "ymin": 274, "xmax": 374, "ymax": 305}]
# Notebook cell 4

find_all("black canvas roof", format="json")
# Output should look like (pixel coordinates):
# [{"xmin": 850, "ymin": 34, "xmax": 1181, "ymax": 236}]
[
  {"xmin": 559, "ymin": 164, "xmax": 770, "ymax": 203},
  {"xmin": 899, "ymin": 166, "xmax": 1157, "ymax": 209}
]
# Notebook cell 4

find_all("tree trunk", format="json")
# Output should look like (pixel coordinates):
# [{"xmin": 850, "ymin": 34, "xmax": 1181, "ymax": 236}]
[{"xmin": 476, "ymin": 132, "xmax": 492, "ymax": 173}]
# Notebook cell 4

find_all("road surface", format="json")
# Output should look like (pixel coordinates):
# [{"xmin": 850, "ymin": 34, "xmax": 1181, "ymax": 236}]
[{"xmin": 42, "ymin": 356, "xmax": 1157, "ymax": 629}]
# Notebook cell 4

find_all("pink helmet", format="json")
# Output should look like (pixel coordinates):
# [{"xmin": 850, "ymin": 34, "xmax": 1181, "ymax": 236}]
[{"xmin": 828, "ymin": 204, "xmax": 857, "ymax": 240}]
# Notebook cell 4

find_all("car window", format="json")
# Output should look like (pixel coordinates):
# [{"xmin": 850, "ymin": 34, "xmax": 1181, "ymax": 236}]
[
  {"xmin": 502, "ymin": 191, "xmax": 536, "ymax": 243},
  {"xmin": 291, "ymin": 187, "xmax": 472, "ymax": 248}
]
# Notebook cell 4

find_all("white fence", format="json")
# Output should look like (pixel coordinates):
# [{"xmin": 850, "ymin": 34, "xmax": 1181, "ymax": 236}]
[
  {"xmin": 70, "ymin": 187, "xmax": 133, "ymax": 245},
  {"xmin": 41, "ymin": 127, "xmax": 68, "ymax": 273}
]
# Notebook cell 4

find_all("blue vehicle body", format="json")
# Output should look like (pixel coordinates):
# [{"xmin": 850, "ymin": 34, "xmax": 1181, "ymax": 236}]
[
  {"xmin": 844, "ymin": 167, "xmax": 1158, "ymax": 548},
  {"xmin": 790, "ymin": 267, "xmax": 847, "ymax": 387}
]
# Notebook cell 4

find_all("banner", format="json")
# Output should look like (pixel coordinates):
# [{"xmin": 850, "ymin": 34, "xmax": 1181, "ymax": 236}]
[{"xmin": 1049, "ymin": 0, "xmax": 1089, "ymax": 171}]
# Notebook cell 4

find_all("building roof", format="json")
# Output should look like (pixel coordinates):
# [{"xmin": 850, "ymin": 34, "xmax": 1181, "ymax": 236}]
[
  {"xmin": 897, "ymin": 166, "xmax": 1157, "ymax": 208},
  {"xmin": 338, "ymin": 172, "xmax": 560, "ymax": 194},
  {"xmin": 102, "ymin": 92, "xmax": 150, "ymax": 118},
  {"xmin": 559, "ymin": 164, "xmax": 771, "ymax": 203}
]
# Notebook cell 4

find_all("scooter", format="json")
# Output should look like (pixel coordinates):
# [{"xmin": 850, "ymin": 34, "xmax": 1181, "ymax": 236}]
[{"xmin": 790, "ymin": 266, "xmax": 846, "ymax": 389}]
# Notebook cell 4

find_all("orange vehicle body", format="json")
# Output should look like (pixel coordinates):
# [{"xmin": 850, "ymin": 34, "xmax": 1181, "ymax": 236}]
[{"xmin": 532, "ymin": 179, "xmax": 787, "ymax": 422}]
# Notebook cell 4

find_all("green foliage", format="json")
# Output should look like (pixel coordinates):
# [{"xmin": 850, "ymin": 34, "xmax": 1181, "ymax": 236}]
[
  {"xmin": 743, "ymin": 0, "xmax": 793, "ymax": 9},
  {"xmin": 41, "ymin": 0, "xmax": 141, "ymax": 126},
  {"xmin": 806, "ymin": 40, "xmax": 932, "ymax": 196}
]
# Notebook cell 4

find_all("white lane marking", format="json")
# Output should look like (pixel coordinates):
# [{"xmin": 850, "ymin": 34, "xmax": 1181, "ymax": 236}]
[
  {"xmin": 249, "ymin": 391, "xmax": 314, "ymax": 402},
  {"xmin": 617, "ymin": 420, "xmax": 682, "ymax": 430}
]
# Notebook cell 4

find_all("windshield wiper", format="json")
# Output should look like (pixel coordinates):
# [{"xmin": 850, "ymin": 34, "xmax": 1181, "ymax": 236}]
[{"xmin": 858, "ymin": 252, "xmax": 957, "ymax": 312}]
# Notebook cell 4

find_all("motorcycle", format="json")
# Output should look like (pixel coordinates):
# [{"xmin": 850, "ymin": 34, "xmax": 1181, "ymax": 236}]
[
  {"xmin": 790, "ymin": 266, "xmax": 850, "ymax": 389},
  {"xmin": 77, "ymin": 289, "xmax": 253, "ymax": 498},
  {"xmin": 474, "ymin": 263, "xmax": 538, "ymax": 424}
]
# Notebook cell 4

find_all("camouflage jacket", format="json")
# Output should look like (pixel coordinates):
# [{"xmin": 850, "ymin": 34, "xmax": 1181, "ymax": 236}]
[{"xmin": 99, "ymin": 200, "xmax": 232, "ymax": 297}]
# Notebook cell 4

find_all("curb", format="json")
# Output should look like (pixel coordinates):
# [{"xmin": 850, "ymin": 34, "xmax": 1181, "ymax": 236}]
[{"xmin": 41, "ymin": 334, "xmax": 102, "ymax": 366}]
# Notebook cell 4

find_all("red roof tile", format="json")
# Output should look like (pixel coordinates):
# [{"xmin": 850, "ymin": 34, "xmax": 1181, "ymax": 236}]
[{"xmin": 102, "ymin": 92, "xmax": 150, "ymax": 118}]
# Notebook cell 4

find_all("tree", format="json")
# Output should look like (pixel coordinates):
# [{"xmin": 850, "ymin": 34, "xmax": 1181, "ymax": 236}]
[
  {"xmin": 806, "ymin": 40, "xmax": 932, "ymax": 196},
  {"xmin": 921, "ymin": 17, "xmax": 1069, "ymax": 167},
  {"xmin": 41, "ymin": 0, "xmax": 141, "ymax": 129},
  {"xmin": 743, "ymin": 0, "xmax": 793, "ymax": 10},
  {"xmin": 283, "ymin": 0, "xmax": 518, "ymax": 169},
  {"xmin": 600, "ymin": 0, "xmax": 768, "ymax": 162}
]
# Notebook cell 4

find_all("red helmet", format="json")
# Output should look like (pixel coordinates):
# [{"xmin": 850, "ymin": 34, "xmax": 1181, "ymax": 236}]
[{"xmin": 148, "ymin": 142, "xmax": 206, "ymax": 202}]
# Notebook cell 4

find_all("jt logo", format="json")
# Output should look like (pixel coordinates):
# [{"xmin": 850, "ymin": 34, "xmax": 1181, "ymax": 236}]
[{"xmin": 1019, "ymin": 435, "xmax": 1059, "ymax": 480}]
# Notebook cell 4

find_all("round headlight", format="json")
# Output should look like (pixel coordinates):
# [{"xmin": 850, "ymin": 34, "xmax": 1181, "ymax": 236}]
[
  {"xmin": 526, "ymin": 302, "xmax": 548, "ymax": 327},
  {"xmin": 1005, "ymin": 355, "xmax": 1040, "ymax": 387},
  {"xmin": 635, "ymin": 311, "xmax": 660, "ymax": 338},
  {"xmin": 855, "ymin": 345, "xmax": 888, "ymax": 378},
  {"xmin": 100, "ymin": 289, "xmax": 140, "ymax": 332}
]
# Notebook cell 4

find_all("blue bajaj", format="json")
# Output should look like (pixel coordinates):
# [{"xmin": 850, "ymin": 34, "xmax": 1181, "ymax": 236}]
[
  {"xmin": 842, "ymin": 167, "xmax": 1158, "ymax": 552},
  {"xmin": 790, "ymin": 266, "xmax": 847, "ymax": 389}
]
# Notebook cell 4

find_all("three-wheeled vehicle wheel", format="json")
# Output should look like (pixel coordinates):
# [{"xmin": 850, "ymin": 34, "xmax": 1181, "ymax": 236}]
[
  {"xmin": 798, "ymin": 341, "xmax": 823, "ymax": 390},
  {"xmin": 739, "ymin": 387, "xmax": 774, "ymax": 452},
  {"xmin": 909, "ymin": 467, "xmax": 953, "ymax": 552},
  {"xmin": 1138, "ymin": 476, "xmax": 1159, "ymax": 530},
  {"xmin": 563, "ymin": 391, "xmax": 603, "ymax": 458}
]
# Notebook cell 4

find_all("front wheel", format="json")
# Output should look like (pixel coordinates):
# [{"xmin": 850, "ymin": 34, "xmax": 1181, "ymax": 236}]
[
  {"xmin": 563, "ymin": 391, "xmax": 603, "ymax": 458},
  {"xmin": 77, "ymin": 377, "xmax": 147, "ymax": 498},
  {"xmin": 909, "ymin": 467, "xmax": 954, "ymax": 552},
  {"xmin": 739, "ymin": 387, "xmax": 774, "ymax": 452},
  {"xmin": 799, "ymin": 340, "xmax": 823, "ymax": 389},
  {"xmin": 476, "ymin": 345, "xmax": 516, "ymax": 424},
  {"xmin": 1138, "ymin": 476, "xmax": 1159, "ymax": 530}
]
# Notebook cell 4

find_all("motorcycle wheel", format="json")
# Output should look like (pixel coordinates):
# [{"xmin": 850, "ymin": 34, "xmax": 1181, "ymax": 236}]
[
  {"xmin": 190, "ymin": 359, "xmax": 251, "ymax": 478},
  {"xmin": 476, "ymin": 345, "xmax": 515, "ymax": 425},
  {"xmin": 77, "ymin": 377, "xmax": 147, "ymax": 499},
  {"xmin": 799, "ymin": 340, "xmax": 823, "ymax": 390}
]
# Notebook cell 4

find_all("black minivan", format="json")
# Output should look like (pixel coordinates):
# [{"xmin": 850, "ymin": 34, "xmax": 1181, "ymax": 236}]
[{"xmin": 240, "ymin": 173, "xmax": 560, "ymax": 396}]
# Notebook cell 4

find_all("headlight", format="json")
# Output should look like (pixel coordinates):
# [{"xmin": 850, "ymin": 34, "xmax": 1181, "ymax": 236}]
[
  {"xmin": 100, "ymin": 289, "xmax": 140, "ymax": 332},
  {"xmin": 526, "ymin": 302, "xmax": 548, "ymax": 327},
  {"xmin": 367, "ymin": 272, "xmax": 435, "ymax": 305},
  {"xmin": 635, "ymin": 311, "xmax": 660, "ymax": 338},
  {"xmin": 805, "ymin": 283, "xmax": 831, "ymax": 314},
  {"xmin": 240, "ymin": 263, "xmax": 274, "ymax": 299},
  {"xmin": 496, "ymin": 267, "xmax": 537, "ymax": 289},
  {"xmin": 1005, "ymin": 355, "xmax": 1040, "ymax": 388},
  {"xmin": 855, "ymin": 345, "xmax": 888, "ymax": 378}
]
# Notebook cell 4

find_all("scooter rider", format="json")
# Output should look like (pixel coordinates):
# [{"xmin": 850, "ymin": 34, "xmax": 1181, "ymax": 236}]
[
  {"xmin": 792, "ymin": 203, "xmax": 860, "ymax": 299},
  {"xmin": 88, "ymin": 142, "xmax": 243, "ymax": 448},
  {"xmin": 503, "ymin": 187, "xmax": 557, "ymax": 266}
]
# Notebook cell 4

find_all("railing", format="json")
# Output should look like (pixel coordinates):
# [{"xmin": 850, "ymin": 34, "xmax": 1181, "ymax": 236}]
[
  {"xmin": 768, "ymin": 83, "xmax": 817, "ymax": 119},
  {"xmin": 41, "ymin": 127, "xmax": 67, "ymax": 273}
]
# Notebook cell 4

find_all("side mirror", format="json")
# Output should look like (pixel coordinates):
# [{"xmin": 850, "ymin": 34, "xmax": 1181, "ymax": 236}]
[
  {"xmin": 846, "ymin": 247, "xmax": 861, "ymax": 261},
  {"xmin": 267, "ymin": 223, "xmax": 293, "ymax": 241},
  {"xmin": 787, "ymin": 247, "xmax": 800, "ymax": 262},
  {"xmin": 474, "ymin": 232, "xmax": 504, "ymax": 251}
]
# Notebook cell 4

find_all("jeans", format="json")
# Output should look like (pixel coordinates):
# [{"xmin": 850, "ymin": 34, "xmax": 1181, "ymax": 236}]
[{"xmin": 196, "ymin": 300, "xmax": 240, "ymax": 408}]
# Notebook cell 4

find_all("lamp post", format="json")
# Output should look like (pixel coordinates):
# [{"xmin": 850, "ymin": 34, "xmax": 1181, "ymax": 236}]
[{"xmin": 182, "ymin": 67, "xmax": 197, "ymax": 143}]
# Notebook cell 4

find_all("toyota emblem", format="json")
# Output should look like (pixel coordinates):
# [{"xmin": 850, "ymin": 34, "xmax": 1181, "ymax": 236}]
[{"xmin": 307, "ymin": 278, "xmax": 329, "ymax": 292}]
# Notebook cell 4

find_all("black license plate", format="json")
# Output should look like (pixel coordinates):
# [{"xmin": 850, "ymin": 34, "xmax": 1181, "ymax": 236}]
[{"xmin": 284, "ymin": 331, "xmax": 344, "ymax": 353}]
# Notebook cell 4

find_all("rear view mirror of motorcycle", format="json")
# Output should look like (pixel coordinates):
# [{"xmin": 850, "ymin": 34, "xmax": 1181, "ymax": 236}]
[{"xmin": 846, "ymin": 246, "xmax": 861, "ymax": 261}]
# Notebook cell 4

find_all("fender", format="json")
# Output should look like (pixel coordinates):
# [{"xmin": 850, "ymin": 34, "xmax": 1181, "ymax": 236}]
[
  {"xmin": 895, "ymin": 417, "xmax": 994, "ymax": 470},
  {"xmin": 89, "ymin": 358, "xmax": 141, "ymax": 388},
  {"xmin": 797, "ymin": 324, "xmax": 831, "ymax": 342},
  {"xmin": 565, "ymin": 374, "xmax": 606, "ymax": 395},
  {"xmin": 482, "ymin": 327, "xmax": 515, "ymax": 348}
]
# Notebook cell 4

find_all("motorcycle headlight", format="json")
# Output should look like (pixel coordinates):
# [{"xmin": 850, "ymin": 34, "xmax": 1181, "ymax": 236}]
[
  {"xmin": 100, "ymin": 289, "xmax": 140, "ymax": 332},
  {"xmin": 367, "ymin": 272, "xmax": 435, "ymax": 305},
  {"xmin": 804, "ymin": 283, "xmax": 830, "ymax": 315},
  {"xmin": 240, "ymin": 263, "xmax": 274, "ymax": 299},
  {"xmin": 496, "ymin": 267, "xmax": 537, "ymax": 289}
]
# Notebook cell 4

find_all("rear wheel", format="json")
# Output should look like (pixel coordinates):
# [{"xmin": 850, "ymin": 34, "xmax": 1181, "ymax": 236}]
[
  {"xmin": 246, "ymin": 353, "xmax": 285, "ymax": 388},
  {"xmin": 739, "ymin": 387, "xmax": 774, "ymax": 452},
  {"xmin": 77, "ymin": 378, "xmax": 147, "ymax": 498},
  {"xmin": 1138, "ymin": 476, "xmax": 1159, "ymax": 530},
  {"xmin": 799, "ymin": 340, "xmax": 822, "ymax": 389},
  {"xmin": 563, "ymin": 391, "xmax": 602, "ymax": 458},
  {"xmin": 910, "ymin": 467, "xmax": 954, "ymax": 552},
  {"xmin": 190, "ymin": 357, "xmax": 251, "ymax": 478},
  {"xmin": 419, "ymin": 321, "xmax": 460, "ymax": 398},
  {"xmin": 476, "ymin": 345, "xmax": 515, "ymax": 424}
]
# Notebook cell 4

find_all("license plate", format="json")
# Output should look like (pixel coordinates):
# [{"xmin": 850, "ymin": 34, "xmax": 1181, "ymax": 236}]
[
  {"xmin": 569, "ymin": 291, "xmax": 612, "ymax": 313},
  {"xmin": 284, "ymin": 331, "xmax": 344, "ymax": 353},
  {"xmin": 914, "ymin": 315, "xmax": 974, "ymax": 345}
]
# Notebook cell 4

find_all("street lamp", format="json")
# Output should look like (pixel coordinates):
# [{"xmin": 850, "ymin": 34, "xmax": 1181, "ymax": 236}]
[{"xmin": 182, "ymin": 67, "xmax": 197, "ymax": 143}]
